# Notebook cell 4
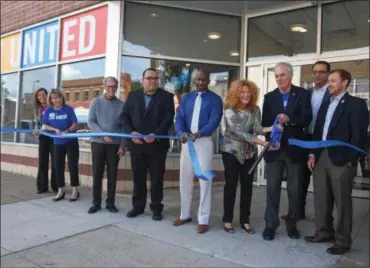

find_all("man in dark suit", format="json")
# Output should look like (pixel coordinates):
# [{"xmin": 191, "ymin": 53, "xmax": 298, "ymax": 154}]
[
  {"xmin": 261, "ymin": 62, "xmax": 312, "ymax": 241},
  {"xmin": 305, "ymin": 69, "xmax": 369, "ymax": 255},
  {"xmin": 281, "ymin": 61, "xmax": 331, "ymax": 221},
  {"xmin": 120, "ymin": 68, "xmax": 175, "ymax": 221}
]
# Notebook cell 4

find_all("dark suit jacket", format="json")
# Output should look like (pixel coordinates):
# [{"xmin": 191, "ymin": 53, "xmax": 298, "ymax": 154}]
[
  {"xmin": 120, "ymin": 88, "xmax": 175, "ymax": 154},
  {"xmin": 312, "ymin": 92, "xmax": 369, "ymax": 166},
  {"xmin": 262, "ymin": 85, "xmax": 312, "ymax": 163}
]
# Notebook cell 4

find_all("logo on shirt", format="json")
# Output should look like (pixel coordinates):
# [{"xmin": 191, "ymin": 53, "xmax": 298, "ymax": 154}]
[
  {"xmin": 49, "ymin": 113, "xmax": 68, "ymax": 120},
  {"xmin": 49, "ymin": 113, "xmax": 55, "ymax": 120}
]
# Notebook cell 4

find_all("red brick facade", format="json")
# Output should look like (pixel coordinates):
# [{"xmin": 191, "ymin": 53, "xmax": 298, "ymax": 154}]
[{"xmin": 0, "ymin": 0, "xmax": 103, "ymax": 35}]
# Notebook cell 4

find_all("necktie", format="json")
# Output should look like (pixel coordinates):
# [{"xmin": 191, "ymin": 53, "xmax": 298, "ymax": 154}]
[{"xmin": 191, "ymin": 91, "xmax": 202, "ymax": 133}]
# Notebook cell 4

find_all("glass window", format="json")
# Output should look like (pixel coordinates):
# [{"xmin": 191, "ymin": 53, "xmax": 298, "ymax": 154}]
[
  {"xmin": 247, "ymin": 7, "xmax": 317, "ymax": 61},
  {"xmin": 121, "ymin": 56, "xmax": 239, "ymax": 153},
  {"xmin": 18, "ymin": 67, "xmax": 55, "ymax": 144},
  {"xmin": 322, "ymin": 1, "xmax": 369, "ymax": 52},
  {"xmin": 123, "ymin": 2, "xmax": 241, "ymax": 63},
  {"xmin": 1, "ymin": 73, "xmax": 19, "ymax": 142},
  {"xmin": 60, "ymin": 58, "xmax": 105, "ymax": 148}
]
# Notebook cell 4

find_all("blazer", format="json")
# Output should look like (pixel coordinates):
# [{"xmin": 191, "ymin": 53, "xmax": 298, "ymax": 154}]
[
  {"xmin": 120, "ymin": 88, "xmax": 175, "ymax": 155},
  {"xmin": 312, "ymin": 92, "xmax": 369, "ymax": 166},
  {"xmin": 262, "ymin": 85, "xmax": 312, "ymax": 163},
  {"xmin": 220, "ymin": 106, "xmax": 264, "ymax": 164}
]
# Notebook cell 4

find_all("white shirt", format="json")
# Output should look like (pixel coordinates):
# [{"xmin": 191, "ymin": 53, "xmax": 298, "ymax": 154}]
[
  {"xmin": 308, "ymin": 84, "xmax": 327, "ymax": 135},
  {"xmin": 322, "ymin": 91, "xmax": 347, "ymax": 141}
]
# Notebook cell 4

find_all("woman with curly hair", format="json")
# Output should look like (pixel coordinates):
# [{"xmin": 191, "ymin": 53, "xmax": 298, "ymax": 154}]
[
  {"xmin": 33, "ymin": 87, "xmax": 57, "ymax": 194},
  {"xmin": 220, "ymin": 79, "xmax": 281, "ymax": 234}
]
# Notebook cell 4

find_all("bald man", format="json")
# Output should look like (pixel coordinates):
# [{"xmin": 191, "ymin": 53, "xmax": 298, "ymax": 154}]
[{"xmin": 173, "ymin": 69, "xmax": 223, "ymax": 234}]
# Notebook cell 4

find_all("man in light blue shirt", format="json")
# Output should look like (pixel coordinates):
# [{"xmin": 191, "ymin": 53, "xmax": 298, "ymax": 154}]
[{"xmin": 173, "ymin": 69, "xmax": 223, "ymax": 234}]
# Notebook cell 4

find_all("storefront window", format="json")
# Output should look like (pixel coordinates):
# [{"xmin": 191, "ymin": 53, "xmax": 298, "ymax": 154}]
[
  {"xmin": 18, "ymin": 67, "xmax": 56, "ymax": 144},
  {"xmin": 247, "ymin": 6, "xmax": 317, "ymax": 61},
  {"xmin": 59, "ymin": 58, "xmax": 105, "ymax": 148},
  {"xmin": 121, "ymin": 56, "xmax": 239, "ymax": 153},
  {"xmin": 1, "ymin": 72, "xmax": 19, "ymax": 143},
  {"xmin": 123, "ymin": 2, "xmax": 241, "ymax": 63},
  {"xmin": 322, "ymin": 1, "xmax": 369, "ymax": 53}
]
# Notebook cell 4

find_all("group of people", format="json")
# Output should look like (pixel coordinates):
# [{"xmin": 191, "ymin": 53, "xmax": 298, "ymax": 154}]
[{"xmin": 32, "ymin": 62, "xmax": 369, "ymax": 256}]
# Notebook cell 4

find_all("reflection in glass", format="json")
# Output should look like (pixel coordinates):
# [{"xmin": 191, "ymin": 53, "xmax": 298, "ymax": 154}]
[
  {"xmin": 322, "ymin": 1, "xmax": 369, "ymax": 53},
  {"xmin": 123, "ymin": 2, "xmax": 241, "ymax": 63},
  {"xmin": 1, "ymin": 73, "xmax": 19, "ymax": 142},
  {"xmin": 60, "ymin": 58, "xmax": 105, "ymax": 148},
  {"xmin": 18, "ymin": 67, "xmax": 55, "ymax": 144},
  {"xmin": 247, "ymin": 7, "xmax": 317, "ymax": 61},
  {"xmin": 121, "ymin": 56, "xmax": 239, "ymax": 153}
]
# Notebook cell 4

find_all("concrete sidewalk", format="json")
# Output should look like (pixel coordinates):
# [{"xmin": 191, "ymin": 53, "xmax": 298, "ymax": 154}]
[{"xmin": 1, "ymin": 170, "xmax": 369, "ymax": 267}]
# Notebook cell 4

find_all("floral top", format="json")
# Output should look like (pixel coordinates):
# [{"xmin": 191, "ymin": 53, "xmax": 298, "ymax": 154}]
[{"xmin": 220, "ymin": 106, "xmax": 264, "ymax": 164}]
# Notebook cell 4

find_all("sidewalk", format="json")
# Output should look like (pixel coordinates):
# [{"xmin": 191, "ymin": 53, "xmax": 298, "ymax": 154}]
[{"xmin": 1, "ymin": 170, "xmax": 369, "ymax": 267}]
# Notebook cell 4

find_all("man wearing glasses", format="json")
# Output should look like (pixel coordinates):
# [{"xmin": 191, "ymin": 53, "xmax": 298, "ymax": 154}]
[
  {"xmin": 121, "ymin": 68, "xmax": 175, "ymax": 221},
  {"xmin": 281, "ymin": 61, "xmax": 331, "ymax": 221}
]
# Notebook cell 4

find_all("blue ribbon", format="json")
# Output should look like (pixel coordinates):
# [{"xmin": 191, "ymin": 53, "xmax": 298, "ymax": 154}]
[
  {"xmin": 288, "ymin": 139, "xmax": 368, "ymax": 155},
  {"xmin": 0, "ymin": 128, "xmax": 215, "ymax": 181},
  {"xmin": 270, "ymin": 116, "xmax": 282, "ymax": 147}
]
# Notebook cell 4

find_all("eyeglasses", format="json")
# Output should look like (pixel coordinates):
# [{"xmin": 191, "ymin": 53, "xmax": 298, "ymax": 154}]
[{"xmin": 144, "ymin": 77, "xmax": 158, "ymax": 81}]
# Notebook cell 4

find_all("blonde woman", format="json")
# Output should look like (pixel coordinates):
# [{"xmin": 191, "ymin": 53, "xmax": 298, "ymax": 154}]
[
  {"xmin": 220, "ymin": 79, "xmax": 281, "ymax": 234},
  {"xmin": 42, "ymin": 89, "xmax": 80, "ymax": 202}
]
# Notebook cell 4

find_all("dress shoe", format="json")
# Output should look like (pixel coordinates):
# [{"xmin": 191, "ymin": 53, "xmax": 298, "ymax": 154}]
[
  {"xmin": 126, "ymin": 208, "xmax": 144, "ymax": 218},
  {"xmin": 52, "ymin": 192, "xmax": 65, "ymax": 202},
  {"xmin": 223, "ymin": 223, "xmax": 234, "ymax": 233},
  {"xmin": 37, "ymin": 189, "xmax": 48, "ymax": 194},
  {"xmin": 241, "ymin": 223, "xmax": 255, "ymax": 234},
  {"xmin": 304, "ymin": 234, "xmax": 334, "ymax": 243},
  {"xmin": 326, "ymin": 244, "xmax": 350, "ymax": 255},
  {"xmin": 262, "ymin": 228, "xmax": 275, "ymax": 241},
  {"xmin": 88, "ymin": 205, "xmax": 101, "ymax": 214},
  {"xmin": 106, "ymin": 205, "xmax": 118, "ymax": 213},
  {"xmin": 287, "ymin": 227, "xmax": 300, "ymax": 239},
  {"xmin": 152, "ymin": 212, "xmax": 163, "ymax": 221},
  {"xmin": 173, "ymin": 218, "xmax": 192, "ymax": 226},
  {"xmin": 68, "ymin": 192, "xmax": 80, "ymax": 202},
  {"xmin": 197, "ymin": 224, "xmax": 208, "ymax": 234}
]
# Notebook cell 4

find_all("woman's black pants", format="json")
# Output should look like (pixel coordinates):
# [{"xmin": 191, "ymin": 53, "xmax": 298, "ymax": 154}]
[
  {"xmin": 54, "ymin": 139, "xmax": 80, "ymax": 188},
  {"xmin": 222, "ymin": 152, "xmax": 255, "ymax": 224},
  {"xmin": 36, "ymin": 135, "xmax": 57, "ymax": 192}
]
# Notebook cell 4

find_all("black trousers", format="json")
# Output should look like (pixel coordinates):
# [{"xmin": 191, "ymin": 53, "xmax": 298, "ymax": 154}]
[
  {"xmin": 91, "ymin": 142, "xmax": 120, "ymax": 206},
  {"xmin": 54, "ymin": 139, "xmax": 80, "ymax": 188},
  {"xmin": 130, "ymin": 151, "xmax": 167, "ymax": 214},
  {"xmin": 264, "ymin": 150, "xmax": 303, "ymax": 229},
  {"xmin": 222, "ymin": 152, "xmax": 255, "ymax": 224},
  {"xmin": 37, "ymin": 135, "xmax": 57, "ymax": 192}
]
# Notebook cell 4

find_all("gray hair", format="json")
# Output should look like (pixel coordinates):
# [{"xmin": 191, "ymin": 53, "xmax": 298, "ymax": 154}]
[
  {"xmin": 103, "ymin": 76, "xmax": 118, "ymax": 87},
  {"xmin": 274, "ymin": 62, "xmax": 294, "ymax": 74}
]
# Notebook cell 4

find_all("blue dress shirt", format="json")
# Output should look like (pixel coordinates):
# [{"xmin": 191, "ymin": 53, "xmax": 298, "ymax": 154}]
[{"xmin": 175, "ymin": 89, "xmax": 223, "ymax": 137}]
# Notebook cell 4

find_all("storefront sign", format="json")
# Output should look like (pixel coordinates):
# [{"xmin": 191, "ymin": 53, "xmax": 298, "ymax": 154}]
[
  {"xmin": 60, "ymin": 6, "xmax": 108, "ymax": 61},
  {"xmin": 1, "ymin": 33, "xmax": 20, "ymax": 73},
  {"xmin": 21, "ymin": 20, "xmax": 59, "ymax": 68}
]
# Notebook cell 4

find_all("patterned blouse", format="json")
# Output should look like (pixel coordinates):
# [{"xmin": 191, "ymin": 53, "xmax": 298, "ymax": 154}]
[{"xmin": 220, "ymin": 106, "xmax": 264, "ymax": 164}]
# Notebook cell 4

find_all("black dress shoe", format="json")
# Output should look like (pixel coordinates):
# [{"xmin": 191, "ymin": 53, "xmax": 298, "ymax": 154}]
[
  {"xmin": 305, "ymin": 234, "xmax": 334, "ymax": 243},
  {"xmin": 262, "ymin": 228, "xmax": 275, "ymax": 241},
  {"xmin": 326, "ymin": 244, "xmax": 350, "ymax": 255},
  {"xmin": 88, "ymin": 205, "xmax": 101, "ymax": 214},
  {"xmin": 37, "ymin": 189, "xmax": 48, "ymax": 194},
  {"xmin": 126, "ymin": 208, "xmax": 144, "ymax": 218},
  {"xmin": 152, "ymin": 212, "xmax": 163, "ymax": 221},
  {"xmin": 287, "ymin": 227, "xmax": 300, "ymax": 239},
  {"xmin": 241, "ymin": 223, "xmax": 255, "ymax": 234},
  {"xmin": 68, "ymin": 192, "xmax": 80, "ymax": 202},
  {"xmin": 106, "ymin": 205, "xmax": 118, "ymax": 213},
  {"xmin": 52, "ymin": 192, "xmax": 65, "ymax": 202},
  {"xmin": 223, "ymin": 224, "xmax": 235, "ymax": 233}
]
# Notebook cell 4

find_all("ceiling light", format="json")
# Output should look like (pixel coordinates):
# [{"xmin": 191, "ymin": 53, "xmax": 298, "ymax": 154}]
[
  {"xmin": 290, "ymin": 24, "xmax": 307, "ymax": 33},
  {"xmin": 185, "ymin": 63, "xmax": 190, "ymax": 67},
  {"xmin": 207, "ymin": 32, "xmax": 221, "ymax": 40},
  {"xmin": 230, "ymin": 51, "xmax": 239, "ymax": 57},
  {"xmin": 151, "ymin": 13, "xmax": 157, "ymax": 17}
]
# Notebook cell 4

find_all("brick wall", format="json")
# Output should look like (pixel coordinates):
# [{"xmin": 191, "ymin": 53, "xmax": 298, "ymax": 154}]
[{"xmin": 1, "ymin": 0, "xmax": 103, "ymax": 35}]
